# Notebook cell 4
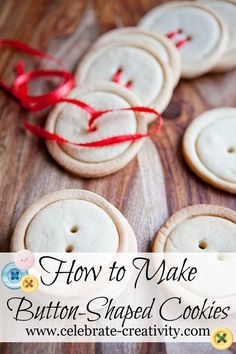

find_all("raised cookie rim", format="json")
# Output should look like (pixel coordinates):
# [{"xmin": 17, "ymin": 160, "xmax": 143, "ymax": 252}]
[
  {"xmin": 152, "ymin": 204, "xmax": 236, "ymax": 310},
  {"xmin": 45, "ymin": 81, "xmax": 147, "ymax": 178},
  {"xmin": 138, "ymin": 1, "xmax": 229, "ymax": 78},
  {"xmin": 75, "ymin": 39, "xmax": 174, "ymax": 119},
  {"xmin": 90, "ymin": 27, "xmax": 181, "ymax": 87},
  {"xmin": 182, "ymin": 107, "xmax": 236, "ymax": 194},
  {"xmin": 201, "ymin": 0, "xmax": 236, "ymax": 72},
  {"xmin": 11, "ymin": 189, "xmax": 137, "ymax": 253},
  {"xmin": 153, "ymin": 204, "xmax": 236, "ymax": 252}
]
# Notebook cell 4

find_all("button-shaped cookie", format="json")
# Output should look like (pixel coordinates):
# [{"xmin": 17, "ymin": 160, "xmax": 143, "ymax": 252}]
[
  {"xmin": 45, "ymin": 81, "xmax": 147, "ymax": 177},
  {"xmin": 199, "ymin": 0, "xmax": 236, "ymax": 72},
  {"xmin": 183, "ymin": 108, "xmax": 236, "ymax": 193},
  {"xmin": 11, "ymin": 189, "xmax": 137, "ymax": 253},
  {"xmin": 91, "ymin": 27, "xmax": 181, "ymax": 87},
  {"xmin": 153, "ymin": 205, "xmax": 236, "ymax": 253},
  {"xmin": 139, "ymin": 1, "xmax": 228, "ymax": 78},
  {"xmin": 153, "ymin": 205, "xmax": 236, "ymax": 303},
  {"xmin": 75, "ymin": 40, "xmax": 173, "ymax": 119}
]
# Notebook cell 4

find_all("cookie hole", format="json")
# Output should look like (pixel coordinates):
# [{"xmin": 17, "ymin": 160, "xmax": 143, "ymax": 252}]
[
  {"xmin": 217, "ymin": 254, "xmax": 224, "ymax": 261},
  {"xmin": 116, "ymin": 67, "xmax": 123, "ymax": 74},
  {"xmin": 70, "ymin": 226, "xmax": 79, "ymax": 234},
  {"xmin": 87, "ymin": 125, "xmax": 97, "ymax": 132},
  {"xmin": 199, "ymin": 240, "xmax": 207, "ymax": 250},
  {"xmin": 66, "ymin": 245, "xmax": 74, "ymax": 253},
  {"xmin": 178, "ymin": 29, "xmax": 183, "ymax": 34},
  {"xmin": 125, "ymin": 80, "xmax": 133, "ymax": 89},
  {"xmin": 187, "ymin": 35, "xmax": 192, "ymax": 41},
  {"xmin": 227, "ymin": 146, "xmax": 235, "ymax": 153}
]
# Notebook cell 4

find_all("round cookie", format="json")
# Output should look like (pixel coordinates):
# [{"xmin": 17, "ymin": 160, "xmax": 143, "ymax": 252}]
[
  {"xmin": 153, "ymin": 204, "xmax": 236, "ymax": 253},
  {"xmin": 75, "ymin": 40, "xmax": 173, "ymax": 120},
  {"xmin": 11, "ymin": 189, "xmax": 137, "ymax": 253},
  {"xmin": 45, "ymin": 81, "xmax": 147, "ymax": 177},
  {"xmin": 91, "ymin": 27, "xmax": 181, "ymax": 87},
  {"xmin": 153, "ymin": 205, "xmax": 236, "ymax": 301},
  {"xmin": 139, "ymin": 1, "xmax": 228, "ymax": 78},
  {"xmin": 183, "ymin": 108, "xmax": 236, "ymax": 194},
  {"xmin": 199, "ymin": 0, "xmax": 236, "ymax": 72}
]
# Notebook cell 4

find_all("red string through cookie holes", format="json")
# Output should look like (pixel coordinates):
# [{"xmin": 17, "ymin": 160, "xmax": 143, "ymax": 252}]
[
  {"xmin": 111, "ymin": 68, "xmax": 133, "ymax": 89},
  {"xmin": 0, "ymin": 39, "xmax": 163, "ymax": 147},
  {"xmin": 166, "ymin": 30, "xmax": 191, "ymax": 48}
]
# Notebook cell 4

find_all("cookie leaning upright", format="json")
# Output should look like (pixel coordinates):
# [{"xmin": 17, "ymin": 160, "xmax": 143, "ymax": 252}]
[
  {"xmin": 75, "ymin": 39, "xmax": 174, "ymax": 120},
  {"xmin": 183, "ymin": 108, "xmax": 236, "ymax": 193},
  {"xmin": 198, "ymin": 0, "xmax": 236, "ymax": 72},
  {"xmin": 45, "ymin": 81, "xmax": 147, "ymax": 178},
  {"xmin": 11, "ymin": 189, "xmax": 137, "ymax": 253},
  {"xmin": 139, "ymin": 1, "xmax": 229, "ymax": 78}
]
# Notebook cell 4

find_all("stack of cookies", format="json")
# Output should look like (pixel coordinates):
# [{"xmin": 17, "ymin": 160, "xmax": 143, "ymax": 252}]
[
  {"xmin": 76, "ymin": 28, "xmax": 178, "ymax": 115},
  {"xmin": 44, "ymin": 0, "xmax": 236, "ymax": 180},
  {"xmin": 138, "ymin": 0, "xmax": 236, "ymax": 76},
  {"xmin": 11, "ymin": 1, "xmax": 236, "ymax": 263}
]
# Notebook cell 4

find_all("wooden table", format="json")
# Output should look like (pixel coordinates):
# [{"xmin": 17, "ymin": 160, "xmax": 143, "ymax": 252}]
[{"xmin": 0, "ymin": 0, "xmax": 235, "ymax": 353}]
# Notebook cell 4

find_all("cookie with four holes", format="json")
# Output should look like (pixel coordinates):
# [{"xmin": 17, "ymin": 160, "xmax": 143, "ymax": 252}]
[
  {"xmin": 75, "ymin": 39, "xmax": 174, "ymax": 120},
  {"xmin": 183, "ymin": 108, "xmax": 236, "ymax": 194},
  {"xmin": 11, "ymin": 189, "xmax": 137, "ymax": 253},
  {"xmin": 139, "ymin": 1, "xmax": 228, "ymax": 78},
  {"xmin": 45, "ymin": 81, "xmax": 147, "ymax": 178},
  {"xmin": 199, "ymin": 0, "xmax": 236, "ymax": 72},
  {"xmin": 91, "ymin": 27, "xmax": 181, "ymax": 87}
]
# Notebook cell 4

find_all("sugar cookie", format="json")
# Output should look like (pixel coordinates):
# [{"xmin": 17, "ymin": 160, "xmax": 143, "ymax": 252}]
[
  {"xmin": 45, "ymin": 81, "xmax": 147, "ymax": 177},
  {"xmin": 153, "ymin": 204, "xmax": 236, "ymax": 253},
  {"xmin": 75, "ymin": 40, "xmax": 173, "ymax": 119},
  {"xmin": 92, "ymin": 27, "xmax": 181, "ymax": 87},
  {"xmin": 152, "ymin": 205, "xmax": 236, "ymax": 301},
  {"xmin": 199, "ymin": 0, "xmax": 236, "ymax": 72},
  {"xmin": 183, "ymin": 108, "xmax": 236, "ymax": 193},
  {"xmin": 139, "ymin": 1, "xmax": 228, "ymax": 78},
  {"xmin": 11, "ymin": 189, "xmax": 137, "ymax": 253}
]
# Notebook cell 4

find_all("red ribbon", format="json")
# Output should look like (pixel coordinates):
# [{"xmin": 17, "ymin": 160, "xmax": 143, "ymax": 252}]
[
  {"xmin": 24, "ymin": 105, "xmax": 163, "ymax": 146},
  {"xmin": 0, "ymin": 39, "xmax": 74, "ymax": 111},
  {"xmin": 0, "ymin": 39, "xmax": 163, "ymax": 147}
]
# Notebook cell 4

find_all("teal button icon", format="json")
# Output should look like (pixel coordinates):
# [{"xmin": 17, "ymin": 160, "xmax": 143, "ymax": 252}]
[{"xmin": 1, "ymin": 262, "xmax": 28, "ymax": 289}]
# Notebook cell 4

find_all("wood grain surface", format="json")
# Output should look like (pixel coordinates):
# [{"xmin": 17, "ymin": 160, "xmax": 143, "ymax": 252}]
[{"xmin": 0, "ymin": 0, "xmax": 235, "ymax": 353}]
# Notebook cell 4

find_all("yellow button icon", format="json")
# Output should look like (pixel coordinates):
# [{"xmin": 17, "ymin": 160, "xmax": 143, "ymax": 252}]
[
  {"xmin": 211, "ymin": 327, "xmax": 233, "ymax": 350},
  {"xmin": 20, "ymin": 275, "xmax": 38, "ymax": 293}
]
